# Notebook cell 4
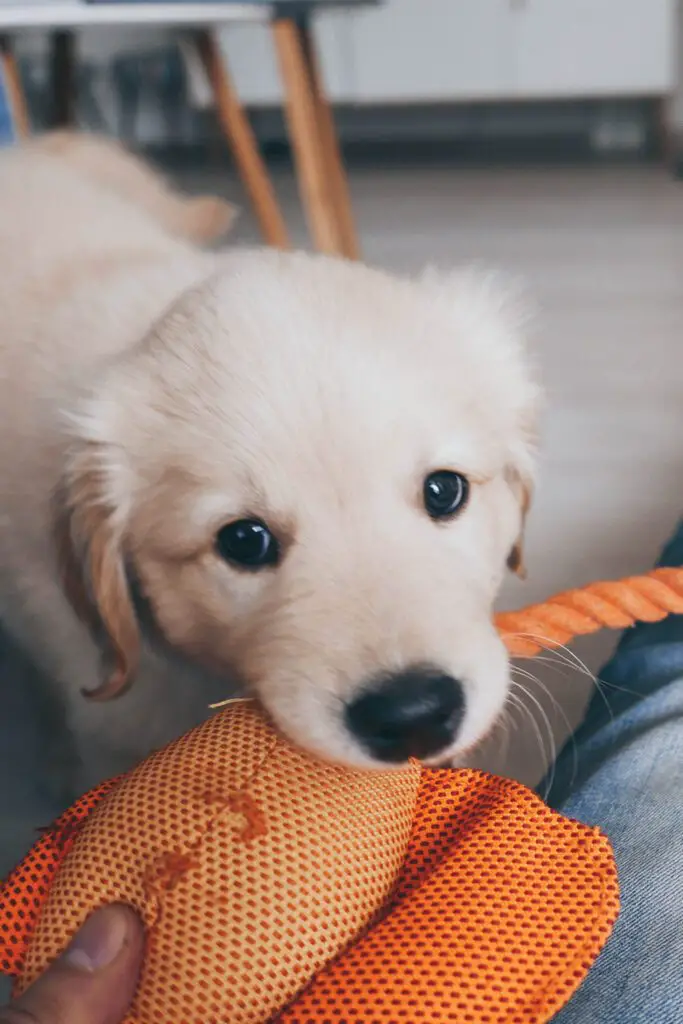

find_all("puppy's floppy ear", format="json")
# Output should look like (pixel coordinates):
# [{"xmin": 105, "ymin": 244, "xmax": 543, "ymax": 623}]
[
  {"xmin": 54, "ymin": 438, "xmax": 140, "ymax": 701},
  {"xmin": 504, "ymin": 408, "xmax": 538, "ymax": 580},
  {"xmin": 505, "ymin": 466, "xmax": 533, "ymax": 579}
]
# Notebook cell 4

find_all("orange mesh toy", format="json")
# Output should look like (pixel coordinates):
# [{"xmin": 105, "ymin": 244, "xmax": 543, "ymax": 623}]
[{"xmin": 3, "ymin": 567, "xmax": 682, "ymax": 1024}]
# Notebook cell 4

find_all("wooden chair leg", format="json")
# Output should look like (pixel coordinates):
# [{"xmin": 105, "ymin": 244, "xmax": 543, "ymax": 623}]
[
  {"xmin": 272, "ymin": 17, "xmax": 345, "ymax": 256},
  {"xmin": 50, "ymin": 30, "xmax": 78, "ymax": 128},
  {"xmin": 297, "ymin": 20, "xmax": 359, "ymax": 260},
  {"xmin": 0, "ymin": 37, "xmax": 30, "ymax": 138},
  {"xmin": 196, "ymin": 29, "xmax": 289, "ymax": 250}
]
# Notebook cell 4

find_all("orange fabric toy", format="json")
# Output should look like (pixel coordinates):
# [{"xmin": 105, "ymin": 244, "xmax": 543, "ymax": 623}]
[{"xmin": 3, "ymin": 566, "xmax": 683, "ymax": 1024}]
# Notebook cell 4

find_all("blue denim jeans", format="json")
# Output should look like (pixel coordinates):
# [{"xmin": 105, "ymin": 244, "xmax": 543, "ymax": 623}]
[{"xmin": 546, "ymin": 520, "xmax": 683, "ymax": 1022}]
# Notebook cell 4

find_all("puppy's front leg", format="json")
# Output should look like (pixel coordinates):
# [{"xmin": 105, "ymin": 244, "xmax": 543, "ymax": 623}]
[
  {"xmin": 63, "ymin": 646, "xmax": 232, "ymax": 797},
  {"xmin": 1, "ymin": 585, "xmax": 225, "ymax": 800}
]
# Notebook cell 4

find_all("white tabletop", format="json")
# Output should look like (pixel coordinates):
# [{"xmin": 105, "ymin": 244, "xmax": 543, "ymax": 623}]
[{"xmin": 0, "ymin": 4, "xmax": 274, "ymax": 29}]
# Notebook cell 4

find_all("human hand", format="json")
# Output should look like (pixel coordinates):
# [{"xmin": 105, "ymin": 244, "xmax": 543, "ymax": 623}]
[{"xmin": 0, "ymin": 904, "xmax": 143, "ymax": 1024}]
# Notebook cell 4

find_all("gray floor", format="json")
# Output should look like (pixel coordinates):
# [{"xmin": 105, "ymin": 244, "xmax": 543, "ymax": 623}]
[{"xmin": 3, "ymin": 160, "xmax": 683, "ymax": 892}]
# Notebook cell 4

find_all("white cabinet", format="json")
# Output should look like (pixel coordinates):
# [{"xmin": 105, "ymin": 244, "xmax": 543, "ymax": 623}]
[
  {"xmin": 218, "ymin": 0, "xmax": 677, "ymax": 107},
  {"xmin": 510, "ymin": 0, "xmax": 676, "ymax": 98},
  {"xmin": 346, "ymin": 0, "xmax": 511, "ymax": 103}
]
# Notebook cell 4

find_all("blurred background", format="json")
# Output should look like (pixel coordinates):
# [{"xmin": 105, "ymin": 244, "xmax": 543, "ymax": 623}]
[{"xmin": 1, "ymin": 0, "xmax": 683, "ymax": 790}]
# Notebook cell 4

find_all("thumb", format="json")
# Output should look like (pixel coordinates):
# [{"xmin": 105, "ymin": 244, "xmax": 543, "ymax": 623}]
[{"xmin": 1, "ymin": 905, "xmax": 144, "ymax": 1024}]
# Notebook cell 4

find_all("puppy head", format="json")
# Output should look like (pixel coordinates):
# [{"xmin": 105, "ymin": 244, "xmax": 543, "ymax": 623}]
[{"xmin": 58, "ymin": 250, "xmax": 539, "ymax": 768}]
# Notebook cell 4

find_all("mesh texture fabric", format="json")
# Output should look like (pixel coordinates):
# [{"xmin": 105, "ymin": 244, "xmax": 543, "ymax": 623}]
[
  {"xmin": 0, "ymin": 777, "xmax": 119, "ymax": 976},
  {"xmin": 4, "ymin": 703, "xmax": 421, "ymax": 1024},
  {"xmin": 277, "ymin": 770, "xmax": 619, "ymax": 1023},
  {"xmin": 1, "ymin": 703, "xmax": 619, "ymax": 1024}
]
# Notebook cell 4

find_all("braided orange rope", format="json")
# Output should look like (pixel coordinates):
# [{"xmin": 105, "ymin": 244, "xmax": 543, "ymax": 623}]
[{"xmin": 494, "ymin": 566, "xmax": 683, "ymax": 657}]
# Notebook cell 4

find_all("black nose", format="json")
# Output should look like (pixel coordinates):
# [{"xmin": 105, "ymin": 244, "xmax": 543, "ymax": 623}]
[{"xmin": 345, "ymin": 667, "xmax": 465, "ymax": 763}]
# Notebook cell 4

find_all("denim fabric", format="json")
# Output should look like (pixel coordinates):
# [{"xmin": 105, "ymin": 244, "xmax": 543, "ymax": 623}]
[{"xmin": 547, "ymin": 520, "xmax": 683, "ymax": 1022}]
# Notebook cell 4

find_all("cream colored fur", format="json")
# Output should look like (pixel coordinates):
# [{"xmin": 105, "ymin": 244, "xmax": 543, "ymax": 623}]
[
  {"xmin": 0, "ymin": 137, "xmax": 540, "ymax": 796},
  {"xmin": 30, "ymin": 130, "xmax": 236, "ymax": 244}
]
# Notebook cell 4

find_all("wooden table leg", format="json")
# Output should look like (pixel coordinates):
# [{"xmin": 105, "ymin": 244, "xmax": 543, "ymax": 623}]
[
  {"xmin": 297, "ymin": 18, "xmax": 359, "ymax": 260},
  {"xmin": 50, "ymin": 30, "xmax": 77, "ymax": 128},
  {"xmin": 0, "ymin": 35, "xmax": 30, "ymax": 137},
  {"xmin": 196, "ymin": 29, "xmax": 290, "ymax": 250},
  {"xmin": 272, "ymin": 16, "xmax": 347, "ymax": 257}
]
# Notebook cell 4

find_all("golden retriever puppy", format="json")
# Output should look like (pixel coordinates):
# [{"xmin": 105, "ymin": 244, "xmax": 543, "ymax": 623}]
[
  {"xmin": 30, "ymin": 130, "xmax": 236, "ymax": 244},
  {"xmin": 0, "ymin": 139, "xmax": 539, "ymax": 797}
]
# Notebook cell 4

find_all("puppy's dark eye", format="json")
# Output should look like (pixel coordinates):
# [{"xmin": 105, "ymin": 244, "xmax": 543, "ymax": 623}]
[
  {"xmin": 423, "ymin": 470, "xmax": 469, "ymax": 520},
  {"xmin": 216, "ymin": 518, "xmax": 280, "ymax": 569}
]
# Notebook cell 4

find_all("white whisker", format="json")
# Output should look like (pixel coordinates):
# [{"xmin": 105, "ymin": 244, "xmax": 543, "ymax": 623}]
[
  {"xmin": 507, "ymin": 632, "xmax": 617, "ymax": 725},
  {"xmin": 509, "ymin": 676, "xmax": 557, "ymax": 798},
  {"xmin": 511, "ymin": 667, "xmax": 579, "ymax": 793},
  {"xmin": 505, "ymin": 685, "xmax": 551, "ymax": 791}
]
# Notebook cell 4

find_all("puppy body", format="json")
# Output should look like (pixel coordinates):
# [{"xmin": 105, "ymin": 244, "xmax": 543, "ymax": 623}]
[
  {"xmin": 0, "ymin": 143, "xmax": 221, "ymax": 790},
  {"xmin": 0, "ymin": 140, "xmax": 539, "ymax": 795},
  {"xmin": 29, "ymin": 130, "xmax": 236, "ymax": 244}
]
